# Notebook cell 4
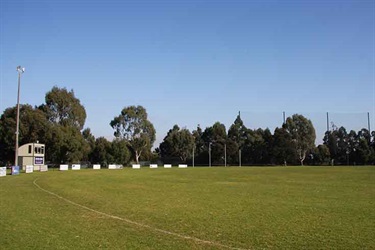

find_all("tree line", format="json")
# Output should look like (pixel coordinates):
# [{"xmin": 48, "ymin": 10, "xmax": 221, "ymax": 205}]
[
  {"xmin": 0, "ymin": 86, "xmax": 374, "ymax": 166},
  {"xmin": 160, "ymin": 115, "xmax": 374, "ymax": 166}
]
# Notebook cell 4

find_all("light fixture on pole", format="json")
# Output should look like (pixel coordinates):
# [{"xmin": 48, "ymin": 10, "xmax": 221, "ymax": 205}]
[{"xmin": 15, "ymin": 66, "xmax": 25, "ymax": 167}]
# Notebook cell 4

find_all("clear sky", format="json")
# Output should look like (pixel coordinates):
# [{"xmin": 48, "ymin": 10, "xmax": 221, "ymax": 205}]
[{"xmin": 1, "ymin": 0, "xmax": 374, "ymax": 146}]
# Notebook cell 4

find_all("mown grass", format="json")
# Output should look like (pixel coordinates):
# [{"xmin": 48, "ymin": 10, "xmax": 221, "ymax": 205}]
[{"xmin": 0, "ymin": 166, "xmax": 374, "ymax": 249}]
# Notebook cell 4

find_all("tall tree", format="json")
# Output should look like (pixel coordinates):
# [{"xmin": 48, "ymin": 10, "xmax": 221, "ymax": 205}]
[
  {"xmin": 39, "ymin": 86, "xmax": 86, "ymax": 130},
  {"xmin": 273, "ymin": 127, "xmax": 297, "ymax": 165},
  {"xmin": 283, "ymin": 114, "xmax": 316, "ymax": 165},
  {"xmin": 314, "ymin": 144, "xmax": 331, "ymax": 165},
  {"xmin": 336, "ymin": 127, "xmax": 349, "ymax": 164},
  {"xmin": 324, "ymin": 127, "xmax": 374, "ymax": 165},
  {"xmin": 227, "ymin": 114, "xmax": 247, "ymax": 164},
  {"xmin": 44, "ymin": 125, "xmax": 87, "ymax": 163},
  {"xmin": 111, "ymin": 138, "xmax": 131, "ymax": 165},
  {"xmin": 350, "ymin": 129, "xmax": 372, "ymax": 165},
  {"xmin": 262, "ymin": 128, "xmax": 274, "ymax": 164},
  {"xmin": 192, "ymin": 125, "xmax": 204, "ymax": 154},
  {"xmin": 248, "ymin": 128, "xmax": 274, "ymax": 165},
  {"xmin": 91, "ymin": 137, "xmax": 113, "ymax": 167},
  {"xmin": 202, "ymin": 122, "xmax": 227, "ymax": 165},
  {"xmin": 82, "ymin": 128, "xmax": 96, "ymax": 162},
  {"xmin": 159, "ymin": 125, "xmax": 195, "ymax": 163},
  {"xmin": 323, "ymin": 129, "xmax": 338, "ymax": 165},
  {"xmin": 192, "ymin": 125, "xmax": 207, "ymax": 165},
  {"xmin": 38, "ymin": 86, "xmax": 88, "ymax": 164},
  {"xmin": 110, "ymin": 105, "xmax": 155, "ymax": 163},
  {"xmin": 160, "ymin": 125, "xmax": 180, "ymax": 159},
  {"xmin": 228, "ymin": 114, "xmax": 247, "ymax": 148}
]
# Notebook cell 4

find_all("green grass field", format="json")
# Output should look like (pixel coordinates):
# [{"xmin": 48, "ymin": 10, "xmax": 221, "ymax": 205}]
[{"xmin": 1, "ymin": 166, "xmax": 374, "ymax": 249}]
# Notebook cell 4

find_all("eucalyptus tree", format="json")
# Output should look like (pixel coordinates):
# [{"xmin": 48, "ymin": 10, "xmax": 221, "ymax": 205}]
[
  {"xmin": 82, "ymin": 128, "xmax": 96, "ymax": 162},
  {"xmin": 308, "ymin": 144, "xmax": 331, "ymax": 165},
  {"xmin": 111, "ymin": 138, "xmax": 131, "ymax": 166},
  {"xmin": 228, "ymin": 114, "xmax": 247, "ymax": 148},
  {"xmin": 39, "ymin": 86, "xmax": 86, "ymax": 130},
  {"xmin": 159, "ymin": 125, "xmax": 180, "ymax": 159},
  {"xmin": 227, "ymin": 114, "xmax": 248, "ymax": 164},
  {"xmin": 159, "ymin": 125, "xmax": 195, "ymax": 163},
  {"xmin": 249, "ymin": 128, "xmax": 274, "ymax": 165},
  {"xmin": 324, "ymin": 127, "xmax": 374, "ymax": 165},
  {"xmin": 91, "ymin": 137, "xmax": 113, "ymax": 167},
  {"xmin": 192, "ymin": 125, "xmax": 206, "ymax": 165},
  {"xmin": 353, "ymin": 137, "xmax": 372, "ymax": 164},
  {"xmin": 349, "ymin": 128, "xmax": 372, "ymax": 165},
  {"xmin": 192, "ymin": 125, "xmax": 204, "ymax": 154},
  {"xmin": 202, "ymin": 122, "xmax": 227, "ymax": 165},
  {"xmin": 323, "ymin": 130, "xmax": 338, "ymax": 164},
  {"xmin": 273, "ymin": 127, "xmax": 297, "ymax": 165},
  {"xmin": 43, "ymin": 124, "xmax": 88, "ymax": 164},
  {"xmin": 283, "ymin": 114, "xmax": 316, "ymax": 165},
  {"xmin": 335, "ymin": 127, "xmax": 350, "ymax": 164},
  {"xmin": 110, "ymin": 105, "xmax": 155, "ymax": 163},
  {"xmin": 38, "ymin": 86, "xmax": 89, "ymax": 163}
]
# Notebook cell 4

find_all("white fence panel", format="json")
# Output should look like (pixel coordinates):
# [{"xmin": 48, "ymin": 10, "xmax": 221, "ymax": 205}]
[
  {"xmin": 26, "ymin": 165, "xmax": 34, "ymax": 173},
  {"xmin": 60, "ymin": 164, "xmax": 68, "ymax": 171},
  {"xmin": 72, "ymin": 164, "xmax": 81, "ymax": 170},
  {"xmin": 0, "ymin": 167, "xmax": 6, "ymax": 177},
  {"xmin": 132, "ymin": 164, "xmax": 141, "ymax": 169},
  {"xmin": 109, "ymin": 164, "xmax": 123, "ymax": 169}
]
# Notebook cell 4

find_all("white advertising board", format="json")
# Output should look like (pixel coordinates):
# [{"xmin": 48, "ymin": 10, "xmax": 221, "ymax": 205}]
[
  {"xmin": 178, "ymin": 164, "xmax": 188, "ymax": 168},
  {"xmin": 72, "ymin": 164, "xmax": 81, "ymax": 170},
  {"xmin": 60, "ymin": 164, "xmax": 68, "ymax": 171},
  {"xmin": 164, "ymin": 164, "xmax": 172, "ymax": 168},
  {"xmin": 132, "ymin": 164, "xmax": 141, "ymax": 169},
  {"xmin": 0, "ymin": 167, "xmax": 6, "ymax": 177},
  {"xmin": 109, "ymin": 164, "xmax": 123, "ymax": 169},
  {"xmin": 93, "ymin": 164, "xmax": 101, "ymax": 170},
  {"xmin": 40, "ymin": 165, "xmax": 48, "ymax": 172},
  {"xmin": 26, "ymin": 165, "xmax": 34, "ymax": 173},
  {"xmin": 150, "ymin": 164, "xmax": 158, "ymax": 168}
]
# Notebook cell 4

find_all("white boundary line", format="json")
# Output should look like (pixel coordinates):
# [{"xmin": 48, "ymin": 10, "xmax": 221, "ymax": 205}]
[{"xmin": 33, "ymin": 178, "xmax": 248, "ymax": 250}]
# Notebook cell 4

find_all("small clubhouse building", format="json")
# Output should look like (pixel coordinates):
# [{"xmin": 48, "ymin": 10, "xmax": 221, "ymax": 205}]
[{"xmin": 18, "ymin": 142, "xmax": 45, "ymax": 170}]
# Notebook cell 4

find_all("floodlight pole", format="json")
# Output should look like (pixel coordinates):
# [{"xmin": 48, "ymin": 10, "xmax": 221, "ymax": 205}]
[{"xmin": 15, "ymin": 66, "xmax": 24, "ymax": 166}]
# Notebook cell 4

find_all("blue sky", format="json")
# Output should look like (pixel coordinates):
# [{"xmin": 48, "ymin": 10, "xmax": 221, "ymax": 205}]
[{"xmin": 1, "ymin": 0, "xmax": 374, "ymax": 146}]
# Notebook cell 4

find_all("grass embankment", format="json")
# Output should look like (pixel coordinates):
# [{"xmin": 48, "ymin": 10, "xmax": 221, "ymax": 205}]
[{"xmin": 0, "ymin": 166, "xmax": 374, "ymax": 249}]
